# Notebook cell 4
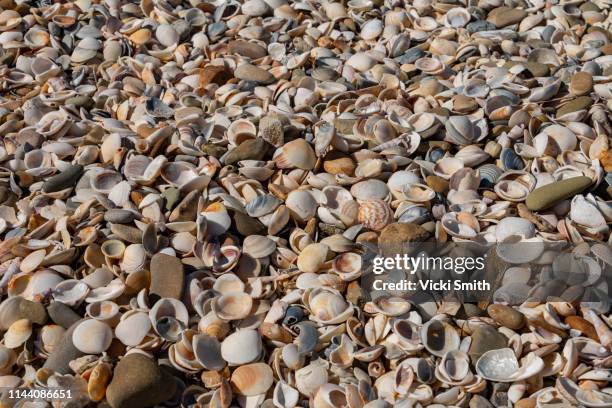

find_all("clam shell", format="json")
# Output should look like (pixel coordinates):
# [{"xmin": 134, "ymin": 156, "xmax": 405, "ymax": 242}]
[
  {"xmin": 220, "ymin": 329, "xmax": 263, "ymax": 365},
  {"xmin": 420, "ymin": 319, "xmax": 460, "ymax": 357},
  {"xmin": 115, "ymin": 311, "xmax": 151, "ymax": 346},
  {"xmin": 212, "ymin": 292, "xmax": 253, "ymax": 321},
  {"xmin": 4, "ymin": 319, "xmax": 32, "ymax": 349},
  {"xmin": 475, "ymin": 348, "xmax": 544, "ymax": 382},
  {"xmin": 358, "ymin": 199, "xmax": 394, "ymax": 231},
  {"xmin": 71, "ymin": 319, "xmax": 113, "ymax": 354},
  {"xmin": 230, "ymin": 363, "xmax": 274, "ymax": 396}
]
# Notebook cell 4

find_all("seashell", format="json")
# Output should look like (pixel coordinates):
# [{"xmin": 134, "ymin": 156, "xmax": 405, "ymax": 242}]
[
  {"xmin": 361, "ymin": 19, "xmax": 383, "ymax": 41},
  {"xmin": 100, "ymin": 240, "xmax": 125, "ymax": 259},
  {"xmin": 420, "ymin": 319, "xmax": 460, "ymax": 357},
  {"xmin": 193, "ymin": 334, "xmax": 226, "ymax": 371},
  {"xmin": 332, "ymin": 253, "xmax": 362, "ymax": 281},
  {"xmin": 303, "ymin": 287, "xmax": 353, "ymax": 325},
  {"xmin": 212, "ymin": 292, "xmax": 253, "ymax": 321},
  {"xmin": 433, "ymin": 157, "xmax": 464, "ymax": 180},
  {"xmin": 414, "ymin": 57, "xmax": 445, "ymax": 74},
  {"xmin": 115, "ymin": 311, "xmax": 151, "ymax": 346},
  {"xmin": 402, "ymin": 183, "xmax": 436, "ymax": 203},
  {"xmin": 230, "ymin": 363, "xmax": 274, "ymax": 396},
  {"xmin": 71, "ymin": 319, "xmax": 113, "ymax": 354},
  {"xmin": 220, "ymin": 329, "xmax": 262, "ymax": 365},
  {"xmin": 4, "ymin": 319, "xmax": 32, "ymax": 349},
  {"xmin": 242, "ymin": 235, "xmax": 276, "ymax": 258},
  {"xmin": 495, "ymin": 217, "xmax": 536, "ymax": 241},
  {"xmin": 120, "ymin": 244, "xmax": 147, "ymax": 274},
  {"xmin": 286, "ymin": 190, "xmax": 317, "ymax": 223},
  {"xmin": 570, "ymin": 195, "xmax": 606, "ymax": 230},
  {"xmin": 435, "ymin": 350, "xmax": 474, "ymax": 385},
  {"xmin": 246, "ymin": 194, "xmax": 281, "ymax": 217},
  {"xmin": 445, "ymin": 7, "xmax": 471, "ymax": 27},
  {"xmin": 274, "ymin": 139, "xmax": 316, "ymax": 170},
  {"xmin": 297, "ymin": 243, "xmax": 329, "ymax": 273},
  {"xmin": 53, "ymin": 280, "xmax": 89, "ymax": 307},
  {"xmin": 475, "ymin": 348, "xmax": 544, "ymax": 382},
  {"xmin": 358, "ymin": 199, "xmax": 394, "ymax": 231}
]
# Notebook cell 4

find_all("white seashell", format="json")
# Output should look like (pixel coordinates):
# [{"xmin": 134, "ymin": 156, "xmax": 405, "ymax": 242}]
[
  {"xmin": 220, "ymin": 329, "xmax": 263, "ymax": 365},
  {"xmin": 71, "ymin": 319, "xmax": 113, "ymax": 354},
  {"xmin": 115, "ymin": 311, "xmax": 151, "ymax": 346},
  {"xmin": 212, "ymin": 292, "xmax": 253, "ymax": 321},
  {"xmin": 476, "ymin": 348, "xmax": 544, "ymax": 382},
  {"xmin": 4, "ymin": 319, "xmax": 32, "ymax": 349},
  {"xmin": 53, "ymin": 280, "xmax": 90, "ymax": 307}
]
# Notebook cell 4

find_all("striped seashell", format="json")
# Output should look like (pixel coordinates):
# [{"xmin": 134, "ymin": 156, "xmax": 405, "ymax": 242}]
[{"xmin": 357, "ymin": 199, "xmax": 394, "ymax": 231}]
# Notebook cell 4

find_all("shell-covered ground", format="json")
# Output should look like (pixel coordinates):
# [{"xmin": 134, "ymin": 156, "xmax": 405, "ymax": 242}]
[{"xmin": 0, "ymin": 0, "xmax": 611, "ymax": 406}]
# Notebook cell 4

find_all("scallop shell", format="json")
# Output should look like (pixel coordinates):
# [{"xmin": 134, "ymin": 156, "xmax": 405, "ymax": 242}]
[{"xmin": 475, "ymin": 348, "xmax": 544, "ymax": 382}]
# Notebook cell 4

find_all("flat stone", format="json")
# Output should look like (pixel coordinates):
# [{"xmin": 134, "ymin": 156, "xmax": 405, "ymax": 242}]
[
  {"xmin": 106, "ymin": 353, "xmax": 176, "ymax": 408},
  {"xmin": 228, "ymin": 40, "xmax": 267, "ymax": 59},
  {"xmin": 224, "ymin": 138, "xmax": 270, "ymax": 165},
  {"xmin": 525, "ymin": 176, "xmax": 592, "ymax": 211},
  {"xmin": 487, "ymin": 304, "xmax": 525, "ymax": 329},
  {"xmin": 556, "ymin": 96, "xmax": 593, "ymax": 118},
  {"xmin": 104, "ymin": 209, "xmax": 137, "ymax": 224},
  {"xmin": 43, "ymin": 319, "xmax": 85, "ymax": 374},
  {"xmin": 42, "ymin": 165, "xmax": 83, "ymax": 193},
  {"xmin": 378, "ymin": 223, "xmax": 430, "ymax": 257},
  {"xmin": 570, "ymin": 72, "xmax": 593, "ymax": 96},
  {"xmin": 323, "ymin": 152, "xmax": 356, "ymax": 176},
  {"xmin": 47, "ymin": 301, "xmax": 82, "ymax": 329},
  {"xmin": 462, "ymin": 303, "xmax": 485, "ymax": 318},
  {"xmin": 150, "ymin": 253, "xmax": 184, "ymax": 300},
  {"xmin": 487, "ymin": 7, "xmax": 527, "ymax": 27},
  {"xmin": 19, "ymin": 300, "xmax": 47, "ymax": 325},
  {"xmin": 234, "ymin": 63, "xmax": 275, "ymax": 84},
  {"xmin": 469, "ymin": 325, "xmax": 507, "ymax": 363}
]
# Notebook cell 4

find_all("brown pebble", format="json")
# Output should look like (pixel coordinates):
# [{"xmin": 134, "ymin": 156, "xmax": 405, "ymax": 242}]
[
  {"xmin": 487, "ymin": 304, "xmax": 525, "ymax": 329},
  {"xmin": 378, "ymin": 222, "xmax": 430, "ymax": 257}
]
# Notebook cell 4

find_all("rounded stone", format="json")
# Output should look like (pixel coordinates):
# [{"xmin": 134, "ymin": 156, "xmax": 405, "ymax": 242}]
[
  {"xmin": 487, "ymin": 304, "xmax": 525, "ymax": 329},
  {"xmin": 47, "ymin": 301, "xmax": 82, "ymax": 329},
  {"xmin": 514, "ymin": 398, "xmax": 536, "ymax": 408},
  {"xmin": 104, "ymin": 209, "xmax": 136, "ymax": 224},
  {"xmin": 43, "ymin": 320, "xmax": 85, "ymax": 374},
  {"xmin": 487, "ymin": 7, "xmax": 527, "ymax": 27},
  {"xmin": 466, "ymin": 20, "xmax": 496, "ymax": 33},
  {"xmin": 19, "ymin": 300, "xmax": 47, "ymax": 325},
  {"xmin": 378, "ymin": 222, "xmax": 430, "ymax": 257},
  {"xmin": 42, "ymin": 165, "xmax": 83, "ymax": 193},
  {"xmin": 106, "ymin": 353, "xmax": 176, "ymax": 408},
  {"xmin": 525, "ymin": 176, "xmax": 592, "ymax": 211}
]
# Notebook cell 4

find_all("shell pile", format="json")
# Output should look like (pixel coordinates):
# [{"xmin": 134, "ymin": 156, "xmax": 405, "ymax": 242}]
[{"xmin": 0, "ymin": 0, "xmax": 611, "ymax": 406}]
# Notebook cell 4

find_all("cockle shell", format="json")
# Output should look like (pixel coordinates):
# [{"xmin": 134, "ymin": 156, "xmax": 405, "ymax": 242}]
[{"xmin": 71, "ymin": 319, "xmax": 113, "ymax": 354}]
